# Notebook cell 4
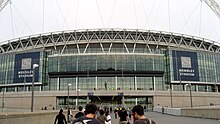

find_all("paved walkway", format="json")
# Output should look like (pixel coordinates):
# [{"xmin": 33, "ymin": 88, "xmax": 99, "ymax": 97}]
[
  {"xmin": 69, "ymin": 112, "xmax": 220, "ymax": 124},
  {"xmin": 110, "ymin": 112, "xmax": 220, "ymax": 124}
]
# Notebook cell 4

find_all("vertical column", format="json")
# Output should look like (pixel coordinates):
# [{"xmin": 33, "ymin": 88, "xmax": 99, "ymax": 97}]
[
  {"xmin": 135, "ymin": 76, "xmax": 137, "ymax": 106},
  {"xmin": 87, "ymin": 96, "xmax": 89, "ymax": 104},
  {"xmin": 206, "ymin": 85, "xmax": 209, "ymax": 92},
  {"xmin": 195, "ymin": 85, "xmax": 198, "ymax": 91},
  {"xmin": 57, "ymin": 57, "xmax": 60, "ymax": 72},
  {"xmin": 134, "ymin": 58, "xmax": 136, "ymax": 71},
  {"xmin": 170, "ymin": 83, "xmax": 173, "ymax": 108},
  {"xmin": 216, "ymin": 85, "xmax": 219, "ymax": 92},
  {"xmin": 95, "ymin": 76, "xmax": 98, "ymax": 90},
  {"xmin": 115, "ymin": 58, "xmax": 117, "ymax": 90},
  {"xmin": 76, "ymin": 59, "xmax": 78, "ymax": 71},
  {"xmin": 153, "ymin": 77, "xmax": 156, "ymax": 91},
  {"xmin": 189, "ymin": 84, "xmax": 193, "ymax": 108},
  {"xmin": 215, "ymin": 68, "xmax": 218, "ymax": 92},
  {"xmin": 67, "ymin": 85, "xmax": 70, "ymax": 109},
  {"xmin": 135, "ymin": 76, "xmax": 137, "ymax": 90},
  {"xmin": 2, "ymin": 88, "xmax": 4, "ymax": 112},
  {"xmin": 184, "ymin": 84, "xmax": 187, "ymax": 91},
  {"xmin": 96, "ymin": 59, "xmax": 98, "ymax": 71},
  {"xmin": 57, "ymin": 77, "xmax": 60, "ymax": 91},
  {"xmin": 122, "ymin": 96, "xmax": 125, "ymax": 107},
  {"xmin": 115, "ymin": 76, "xmax": 117, "ymax": 90},
  {"xmin": 76, "ymin": 77, "xmax": 78, "ymax": 90},
  {"xmin": 75, "ymin": 77, "xmax": 78, "ymax": 108}
]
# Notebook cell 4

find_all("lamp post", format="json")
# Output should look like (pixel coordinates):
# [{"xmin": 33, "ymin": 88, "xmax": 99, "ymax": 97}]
[
  {"xmin": 1, "ymin": 88, "xmax": 4, "ymax": 112},
  {"xmin": 31, "ymin": 64, "xmax": 39, "ymax": 112},
  {"xmin": 121, "ymin": 68, "xmax": 124, "ymax": 90},
  {"xmin": 169, "ymin": 84, "xmax": 173, "ymax": 108},
  {"xmin": 86, "ymin": 68, "xmax": 89, "ymax": 90},
  {"xmin": 186, "ymin": 83, "xmax": 193, "ymax": 108},
  {"xmin": 85, "ymin": 67, "xmax": 90, "ymax": 104},
  {"xmin": 121, "ymin": 68, "xmax": 125, "ymax": 106},
  {"xmin": 67, "ymin": 84, "xmax": 72, "ymax": 109},
  {"xmin": 76, "ymin": 89, "xmax": 81, "ymax": 109},
  {"xmin": 24, "ymin": 76, "xmax": 26, "ymax": 91}
]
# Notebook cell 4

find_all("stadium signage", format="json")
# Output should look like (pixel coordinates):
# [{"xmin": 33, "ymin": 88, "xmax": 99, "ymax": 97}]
[
  {"xmin": 13, "ymin": 52, "xmax": 40, "ymax": 83},
  {"xmin": 172, "ymin": 50, "xmax": 199, "ymax": 81}
]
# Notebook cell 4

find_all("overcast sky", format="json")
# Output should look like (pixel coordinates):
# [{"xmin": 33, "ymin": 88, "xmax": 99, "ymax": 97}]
[{"xmin": 0, "ymin": 0, "xmax": 220, "ymax": 43}]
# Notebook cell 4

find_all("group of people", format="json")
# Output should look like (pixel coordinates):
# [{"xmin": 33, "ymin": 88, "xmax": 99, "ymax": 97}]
[{"xmin": 54, "ymin": 103, "xmax": 156, "ymax": 124}]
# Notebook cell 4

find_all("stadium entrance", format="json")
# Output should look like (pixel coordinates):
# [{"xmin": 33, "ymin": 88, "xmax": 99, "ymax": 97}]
[
  {"xmin": 57, "ymin": 96, "xmax": 153, "ymax": 111},
  {"xmin": 91, "ymin": 96, "xmax": 153, "ymax": 111}
]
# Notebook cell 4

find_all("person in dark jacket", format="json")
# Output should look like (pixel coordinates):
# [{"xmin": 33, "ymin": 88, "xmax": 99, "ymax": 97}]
[
  {"xmin": 73, "ymin": 103, "xmax": 100, "ymax": 124},
  {"xmin": 97, "ymin": 109, "xmax": 107, "ymax": 124},
  {"xmin": 75, "ymin": 106, "xmax": 85, "ymax": 119},
  {"xmin": 132, "ymin": 105, "xmax": 156, "ymax": 124},
  {"xmin": 54, "ymin": 109, "xmax": 67, "ymax": 124},
  {"xmin": 118, "ymin": 107, "xmax": 129, "ymax": 124}
]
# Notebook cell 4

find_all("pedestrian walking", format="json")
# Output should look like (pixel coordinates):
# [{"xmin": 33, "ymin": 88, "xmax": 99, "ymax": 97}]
[
  {"xmin": 97, "ymin": 109, "xmax": 107, "ymax": 124},
  {"xmin": 114, "ymin": 108, "xmax": 118, "ymax": 119},
  {"xmin": 68, "ymin": 108, "xmax": 71, "ymax": 122},
  {"xmin": 74, "ymin": 106, "xmax": 84, "ymax": 119},
  {"xmin": 118, "ymin": 107, "xmax": 130, "ymax": 124},
  {"xmin": 73, "ymin": 103, "xmax": 100, "ymax": 124},
  {"xmin": 132, "ymin": 105, "xmax": 156, "ymax": 124},
  {"xmin": 105, "ymin": 111, "xmax": 111, "ymax": 124},
  {"xmin": 105, "ymin": 82, "xmax": 107, "ymax": 90},
  {"xmin": 127, "ymin": 107, "xmax": 132, "ymax": 120},
  {"xmin": 54, "ymin": 109, "xmax": 67, "ymax": 124}
]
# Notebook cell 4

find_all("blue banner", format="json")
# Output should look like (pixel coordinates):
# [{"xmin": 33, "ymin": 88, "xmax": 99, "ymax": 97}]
[
  {"xmin": 13, "ymin": 52, "xmax": 40, "ymax": 83},
  {"xmin": 172, "ymin": 50, "xmax": 199, "ymax": 81}
]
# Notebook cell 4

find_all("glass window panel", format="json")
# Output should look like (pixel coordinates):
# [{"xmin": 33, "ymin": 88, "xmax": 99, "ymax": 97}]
[
  {"xmin": 136, "ymin": 77, "xmax": 153, "ymax": 90},
  {"xmin": 78, "ymin": 77, "xmax": 96, "ymax": 90}
]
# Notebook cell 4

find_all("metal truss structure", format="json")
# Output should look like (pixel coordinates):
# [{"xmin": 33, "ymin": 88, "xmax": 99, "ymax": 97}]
[{"xmin": 0, "ymin": 29, "xmax": 220, "ymax": 54}]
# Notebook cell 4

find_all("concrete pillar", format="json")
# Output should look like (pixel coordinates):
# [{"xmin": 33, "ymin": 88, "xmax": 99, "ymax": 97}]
[
  {"xmin": 76, "ymin": 77, "xmax": 78, "ymax": 90},
  {"xmin": 122, "ymin": 96, "xmax": 125, "ymax": 107},
  {"xmin": 75, "ymin": 77, "xmax": 78, "ymax": 108},
  {"xmin": 95, "ymin": 76, "xmax": 98, "ymax": 90},
  {"xmin": 153, "ymin": 77, "xmax": 156, "ymax": 90},
  {"xmin": 216, "ymin": 85, "xmax": 218, "ymax": 92},
  {"xmin": 87, "ymin": 96, "xmax": 89, "ymax": 104},
  {"xmin": 135, "ymin": 76, "xmax": 137, "ymax": 90},
  {"xmin": 57, "ymin": 77, "xmax": 59, "ymax": 91},
  {"xmin": 116, "ymin": 76, "xmax": 117, "ymax": 90}
]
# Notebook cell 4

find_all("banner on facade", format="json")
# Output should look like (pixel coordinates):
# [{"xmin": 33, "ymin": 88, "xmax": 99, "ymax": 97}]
[
  {"xmin": 13, "ymin": 52, "xmax": 40, "ymax": 83},
  {"xmin": 172, "ymin": 50, "xmax": 199, "ymax": 81}
]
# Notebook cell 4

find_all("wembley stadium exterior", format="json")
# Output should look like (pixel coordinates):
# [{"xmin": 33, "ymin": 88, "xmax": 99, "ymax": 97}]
[{"xmin": 1, "ymin": 29, "xmax": 220, "ymax": 111}]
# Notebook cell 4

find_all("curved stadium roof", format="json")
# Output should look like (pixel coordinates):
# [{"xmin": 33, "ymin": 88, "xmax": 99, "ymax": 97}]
[{"xmin": 0, "ymin": 29, "xmax": 220, "ymax": 54}]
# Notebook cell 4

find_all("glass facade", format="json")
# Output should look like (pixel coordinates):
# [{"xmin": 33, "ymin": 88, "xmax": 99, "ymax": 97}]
[
  {"xmin": 48, "ymin": 54, "xmax": 164, "ymax": 72},
  {"xmin": 47, "ymin": 53, "xmax": 165, "ymax": 91},
  {"xmin": 0, "ymin": 44, "xmax": 220, "ymax": 93},
  {"xmin": 0, "ymin": 48, "xmax": 220, "ymax": 92},
  {"xmin": 44, "ymin": 49, "xmax": 220, "ymax": 93}
]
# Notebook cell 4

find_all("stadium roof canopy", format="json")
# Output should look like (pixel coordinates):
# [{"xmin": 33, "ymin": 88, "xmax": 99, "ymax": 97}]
[{"xmin": 0, "ymin": 29, "xmax": 219, "ymax": 54}]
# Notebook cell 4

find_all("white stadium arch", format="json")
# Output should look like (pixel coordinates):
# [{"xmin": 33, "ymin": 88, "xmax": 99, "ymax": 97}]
[{"xmin": 0, "ymin": 0, "xmax": 9, "ymax": 12}]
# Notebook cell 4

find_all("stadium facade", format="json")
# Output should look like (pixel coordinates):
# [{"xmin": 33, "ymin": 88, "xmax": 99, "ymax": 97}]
[{"xmin": 1, "ymin": 29, "xmax": 220, "ymax": 111}]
